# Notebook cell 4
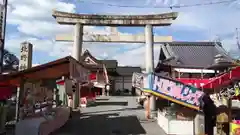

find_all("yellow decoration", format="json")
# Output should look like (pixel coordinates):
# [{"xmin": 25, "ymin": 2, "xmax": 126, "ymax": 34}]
[
  {"xmin": 235, "ymin": 87, "xmax": 239, "ymax": 96},
  {"xmin": 231, "ymin": 122, "xmax": 240, "ymax": 135},
  {"xmin": 217, "ymin": 112, "xmax": 229, "ymax": 123}
]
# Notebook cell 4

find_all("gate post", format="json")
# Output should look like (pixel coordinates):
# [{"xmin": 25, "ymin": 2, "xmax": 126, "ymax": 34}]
[
  {"xmin": 72, "ymin": 23, "xmax": 83, "ymax": 109},
  {"xmin": 145, "ymin": 24, "xmax": 156, "ymax": 117}
]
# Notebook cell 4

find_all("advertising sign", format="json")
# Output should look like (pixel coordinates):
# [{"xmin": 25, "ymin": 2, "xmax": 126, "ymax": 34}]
[
  {"xmin": 132, "ymin": 72, "xmax": 146, "ymax": 89},
  {"xmin": 152, "ymin": 75, "xmax": 204, "ymax": 110}
]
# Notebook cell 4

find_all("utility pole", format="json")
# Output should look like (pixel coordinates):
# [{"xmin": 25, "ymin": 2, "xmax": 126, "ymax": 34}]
[{"xmin": 0, "ymin": 0, "xmax": 7, "ymax": 73}]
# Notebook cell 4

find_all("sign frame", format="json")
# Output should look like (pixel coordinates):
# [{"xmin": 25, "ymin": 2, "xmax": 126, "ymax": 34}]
[{"xmin": 143, "ymin": 73, "xmax": 204, "ymax": 110}]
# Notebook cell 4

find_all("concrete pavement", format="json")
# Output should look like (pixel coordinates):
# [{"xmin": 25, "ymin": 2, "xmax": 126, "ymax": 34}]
[{"xmin": 51, "ymin": 96, "xmax": 166, "ymax": 135}]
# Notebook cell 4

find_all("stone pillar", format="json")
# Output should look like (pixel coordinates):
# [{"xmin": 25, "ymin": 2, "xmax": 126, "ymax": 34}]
[
  {"xmin": 145, "ymin": 24, "xmax": 156, "ymax": 114},
  {"xmin": 72, "ymin": 23, "xmax": 83, "ymax": 109},
  {"xmin": 72, "ymin": 23, "xmax": 83, "ymax": 61}
]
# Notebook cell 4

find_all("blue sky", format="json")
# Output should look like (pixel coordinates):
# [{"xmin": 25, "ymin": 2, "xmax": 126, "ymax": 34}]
[{"xmin": 4, "ymin": 0, "xmax": 240, "ymax": 67}]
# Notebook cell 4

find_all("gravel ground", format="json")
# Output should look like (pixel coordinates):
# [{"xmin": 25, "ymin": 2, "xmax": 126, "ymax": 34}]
[{"xmin": 51, "ymin": 96, "xmax": 167, "ymax": 135}]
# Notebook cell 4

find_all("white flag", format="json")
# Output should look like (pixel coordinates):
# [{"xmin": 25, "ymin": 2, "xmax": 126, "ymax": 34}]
[{"xmin": 103, "ymin": 64, "xmax": 109, "ymax": 84}]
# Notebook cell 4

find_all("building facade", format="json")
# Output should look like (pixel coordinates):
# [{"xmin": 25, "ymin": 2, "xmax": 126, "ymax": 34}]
[
  {"xmin": 155, "ymin": 42, "xmax": 233, "ymax": 82},
  {"xmin": 81, "ymin": 50, "xmax": 141, "ymax": 93}
]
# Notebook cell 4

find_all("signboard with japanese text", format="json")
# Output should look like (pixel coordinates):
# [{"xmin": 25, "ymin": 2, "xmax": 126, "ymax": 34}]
[
  {"xmin": 0, "ymin": 3, "xmax": 5, "ymax": 73},
  {"xmin": 19, "ymin": 42, "xmax": 32, "ymax": 71},
  {"xmin": 132, "ymin": 72, "xmax": 151, "ymax": 90},
  {"xmin": 0, "ymin": 3, "xmax": 4, "ymax": 40},
  {"xmin": 132, "ymin": 72, "xmax": 145, "ymax": 89},
  {"xmin": 151, "ymin": 74, "xmax": 204, "ymax": 110}
]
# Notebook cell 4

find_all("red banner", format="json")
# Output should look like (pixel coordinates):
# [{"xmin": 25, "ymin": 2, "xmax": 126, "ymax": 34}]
[
  {"xmin": 0, "ymin": 86, "xmax": 13, "ymax": 100},
  {"xmin": 177, "ymin": 78, "xmax": 210, "ymax": 88},
  {"xmin": 89, "ymin": 73, "xmax": 97, "ymax": 80}
]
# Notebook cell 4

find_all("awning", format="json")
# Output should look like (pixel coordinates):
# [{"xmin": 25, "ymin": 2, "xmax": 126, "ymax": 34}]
[
  {"xmin": 0, "ymin": 56, "xmax": 89, "ymax": 86},
  {"xmin": 202, "ymin": 66, "xmax": 240, "ymax": 89},
  {"xmin": 174, "ymin": 68, "xmax": 215, "ymax": 73},
  {"xmin": 177, "ymin": 78, "xmax": 210, "ymax": 88}
]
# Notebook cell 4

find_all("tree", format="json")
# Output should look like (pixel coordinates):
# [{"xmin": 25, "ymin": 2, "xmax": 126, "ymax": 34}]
[{"xmin": 2, "ymin": 49, "xmax": 19, "ymax": 72}]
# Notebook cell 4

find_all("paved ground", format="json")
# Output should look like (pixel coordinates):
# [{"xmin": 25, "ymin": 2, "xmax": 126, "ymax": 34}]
[{"xmin": 51, "ymin": 96, "xmax": 166, "ymax": 135}]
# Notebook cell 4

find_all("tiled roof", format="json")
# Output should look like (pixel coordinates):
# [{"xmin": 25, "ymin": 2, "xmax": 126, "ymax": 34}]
[
  {"xmin": 81, "ymin": 49, "xmax": 117, "ymax": 69},
  {"xmin": 160, "ymin": 42, "xmax": 233, "ymax": 68},
  {"xmin": 117, "ymin": 66, "xmax": 141, "ymax": 76},
  {"xmin": 101, "ymin": 60, "xmax": 118, "ymax": 69}
]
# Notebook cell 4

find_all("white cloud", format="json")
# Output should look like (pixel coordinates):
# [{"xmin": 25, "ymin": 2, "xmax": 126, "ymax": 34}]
[
  {"xmin": 113, "ymin": 44, "xmax": 161, "ymax": 67},
  {"xmin": 7, "ymin": 0, "xmax": 76, "ymax": 38}
]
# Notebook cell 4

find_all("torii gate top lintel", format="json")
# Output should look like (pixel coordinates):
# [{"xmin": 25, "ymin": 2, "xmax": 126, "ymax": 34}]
[{"xmin": 52, "ymin": 10, "xmax": 178, "ymax": 26}]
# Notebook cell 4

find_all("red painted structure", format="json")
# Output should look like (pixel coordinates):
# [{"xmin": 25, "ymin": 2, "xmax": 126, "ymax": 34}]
[
  {"xmin": 202, "ymin": 66, "xmax": 240, "ymax": 89},
  {"xmin": 56, "ymin": 72, "xmax": 99, "ymax": 103},
  {"xmin": 177, "ymin": 66, "xmax": 240, "ymax": 89},
  {"xmin": 0, "ymin": 82, "xmax": 13, "ymax": 100},
  {"xmin": 56, "ymin": 80, "xmax": 95, "ymax": 98},
  {"xmin": 177, "ymin": 78, "xmax": 209, "ymax": 88}
]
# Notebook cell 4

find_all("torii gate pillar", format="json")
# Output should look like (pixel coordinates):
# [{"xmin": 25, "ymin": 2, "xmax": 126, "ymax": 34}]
[
  {"xmin": 73, "ymin": 23, "xmax": 83, "ymax": 61},
  {"xmin": 72, "ymin": 23, "xmax": 83, "ymax": 109},
  {"xmin": 145, "ymin": 24, "xmax": 156, "ymax": 113}
]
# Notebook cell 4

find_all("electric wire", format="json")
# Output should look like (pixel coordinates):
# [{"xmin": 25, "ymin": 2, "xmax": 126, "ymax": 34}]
[{"xmin": 74, "ymin": 0, "xmax": 237, "ymax": 9}]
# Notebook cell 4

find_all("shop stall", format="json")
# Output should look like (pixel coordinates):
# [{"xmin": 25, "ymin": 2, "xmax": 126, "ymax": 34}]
[
  {"xmin": 0, "ymin": 56, "xmax": 90, "ymax": 135},
  {"xmin": 56, "ymin": 79, "xmax": 95, "ymax": 108},
  {"xmin": 199, "ymin": 66, "xmax": 240, "ymax": 135},
  {"xmin": 132, "ymin": 72, "xmax": 205, "ymax": 135}
]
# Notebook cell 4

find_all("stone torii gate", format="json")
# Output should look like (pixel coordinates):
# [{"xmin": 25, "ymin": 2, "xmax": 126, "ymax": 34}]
[
  {"xmin": 55, "ymin": 27, "xmax": 173, "ymax": 43},
  {"xmin": 52, "ymin": 10, "xmax": 178, "ymax": 115}
]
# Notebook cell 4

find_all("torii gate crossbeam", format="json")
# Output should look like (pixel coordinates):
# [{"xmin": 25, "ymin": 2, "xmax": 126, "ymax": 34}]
[
  {"xmin": 52, "ymin": 10, "xmax": 178, "ymax": 117},
  {"xmin": 55, "ymin": 33, "xmax": 173, "ymax": 43}
]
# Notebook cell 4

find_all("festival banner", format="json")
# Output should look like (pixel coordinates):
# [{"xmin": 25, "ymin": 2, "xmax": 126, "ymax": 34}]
[{"xmin": 145, "ymin": 74, "xmax": 204, "ymax": 110}]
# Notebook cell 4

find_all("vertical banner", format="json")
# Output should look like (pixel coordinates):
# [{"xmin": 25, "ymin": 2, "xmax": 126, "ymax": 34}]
[
  {"xmin": 103, "ymin": 64, "xmax": 109, "ymax": 84},
  {"xmin": 0, "ymin": 1, "xmax": 6, "ymax": 73}
]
